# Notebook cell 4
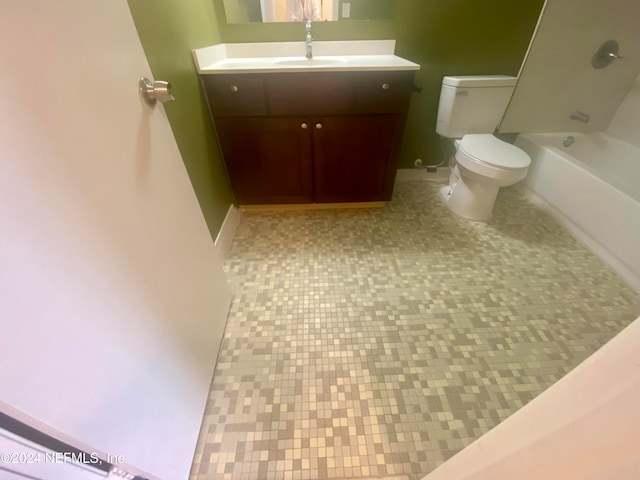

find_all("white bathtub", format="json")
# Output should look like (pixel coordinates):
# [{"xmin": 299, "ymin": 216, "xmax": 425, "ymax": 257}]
[{"xmin": 515, "ymin": 132, "xmax": 640, "ymax": 292}]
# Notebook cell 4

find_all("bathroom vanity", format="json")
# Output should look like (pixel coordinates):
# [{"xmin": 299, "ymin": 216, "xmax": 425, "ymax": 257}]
[{"xmin": 193, "ymin": 41, "xmax": 419, "ymax": 205}]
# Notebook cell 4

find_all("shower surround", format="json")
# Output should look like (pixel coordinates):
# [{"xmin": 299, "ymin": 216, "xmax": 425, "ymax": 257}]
[{"xmin": 190, "ymin": 179, "xmax": 639, "ymax": 480}]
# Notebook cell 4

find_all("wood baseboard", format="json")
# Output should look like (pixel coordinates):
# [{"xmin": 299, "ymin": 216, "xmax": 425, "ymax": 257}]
[{"xmin": 240, "ymin": 201, "xmax": 385, "ymax": 212}]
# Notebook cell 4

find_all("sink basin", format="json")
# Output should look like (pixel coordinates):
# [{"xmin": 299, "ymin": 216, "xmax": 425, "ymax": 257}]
[{"xmin": 275, "ymin": 58, "xmax": 346, "ymax": 67}]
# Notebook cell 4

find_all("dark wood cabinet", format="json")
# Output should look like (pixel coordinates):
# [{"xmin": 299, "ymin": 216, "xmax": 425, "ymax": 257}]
[
  {"xmin": 312, "ymin": 115, "xmax": 404, "ymax": 203},
  {"xmin": 214, "ymin": 117, "xmax": 313, "ymax": 204},
  {"xmin": 201, "ymin": 71, "xmax": 415, "ymax": 205}
]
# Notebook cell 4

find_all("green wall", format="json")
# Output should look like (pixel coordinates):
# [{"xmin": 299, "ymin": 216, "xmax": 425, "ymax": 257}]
[
  {"xmin": 213, "ymin": 0, "xmax": 544, "ymax": 167},
  {"xmin": 127, "ymin": 0, "xmax": 233, "ymax": 241}
]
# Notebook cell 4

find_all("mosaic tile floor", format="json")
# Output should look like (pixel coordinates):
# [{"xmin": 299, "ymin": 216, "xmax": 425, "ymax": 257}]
[{"xmin": 191, "ymin": 178, "xmax": 639, "ymax": 480}]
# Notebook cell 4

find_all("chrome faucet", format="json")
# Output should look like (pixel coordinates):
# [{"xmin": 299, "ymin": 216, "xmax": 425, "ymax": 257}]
[
  {"xmin": 305, "ymin": 20, "xmax": 313, "ymax": 59},
  {"xmin": 570, "ymin": 111, "xmax": 590, "ymax": 124}
]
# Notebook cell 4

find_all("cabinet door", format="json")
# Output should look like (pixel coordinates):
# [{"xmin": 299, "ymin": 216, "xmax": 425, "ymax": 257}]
[
  {"xmin": 215, "ymin": 117, "xmax": 313, "ymax": 204},
  {"xmin": 312, "ymin": 115, "xmax": 405, "ymax": 203}
]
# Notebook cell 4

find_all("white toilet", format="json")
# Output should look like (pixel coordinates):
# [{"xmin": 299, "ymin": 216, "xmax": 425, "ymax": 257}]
[{"xmin": 436, "ymin": 75, "xmax": 530, "ymax": 221}]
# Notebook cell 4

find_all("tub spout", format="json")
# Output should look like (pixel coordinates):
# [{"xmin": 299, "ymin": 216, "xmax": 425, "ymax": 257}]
[{"xmin": 570, "ymin": 111, "xmax": 590, "ymax": 123}]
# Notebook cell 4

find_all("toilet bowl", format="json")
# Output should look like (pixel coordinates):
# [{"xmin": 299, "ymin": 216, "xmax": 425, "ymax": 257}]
[
  {"xmin": 435, "ymin": 75, "xmax": 531, "ymax": 221},
  {"xmin": 440, "ymin": 134, "xmax": 530, "ymax": 221}
]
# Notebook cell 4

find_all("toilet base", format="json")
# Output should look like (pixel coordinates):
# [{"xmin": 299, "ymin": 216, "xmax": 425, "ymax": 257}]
[{"xmin": 440, "ymin": 166, "xmax": 499, "ymax": 222}]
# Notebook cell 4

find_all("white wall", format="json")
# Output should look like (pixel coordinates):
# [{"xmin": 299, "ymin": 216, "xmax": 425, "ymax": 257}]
[
  {"xmin": 500, "ymin": 0, "xmax": 640, "ymax": 133},
  {"xmin": 421, "ymin": 315, "xmax": 640, "ymax": 480},
  {"xmin": 607, "ymin": 73, "xmax": 640, "ymax": 147},
  {"xmin": 0, "ymin": 2, "xmax": 231, "ymax": 479}
]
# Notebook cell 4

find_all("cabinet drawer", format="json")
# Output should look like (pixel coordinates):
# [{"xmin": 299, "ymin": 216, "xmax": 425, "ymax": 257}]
[
  {"xmin": 264, "ymin": 73, "xmax": 354, "ymax": 115},
  {"xmin": 353, "ymin": 72, "xmax": 415, "ymax": 114},
  {"xmin": 202, "ymin": 75, "xmax": 267, "ymax": 116}
]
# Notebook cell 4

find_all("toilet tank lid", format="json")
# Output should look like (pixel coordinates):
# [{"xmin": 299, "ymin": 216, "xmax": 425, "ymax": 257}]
[{"xmin": 442, "ymin": 75, "xmax": 517, "ymax": 87}]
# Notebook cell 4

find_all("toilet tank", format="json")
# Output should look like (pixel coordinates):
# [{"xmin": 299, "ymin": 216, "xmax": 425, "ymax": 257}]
[{"xmin": 436, "ymin": 75, "xmax": 517, "ymax": 138}]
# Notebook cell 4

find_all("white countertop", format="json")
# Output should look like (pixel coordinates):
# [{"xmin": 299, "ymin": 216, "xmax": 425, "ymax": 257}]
[{"xmin": 193, "ymin": 40, "xmax": 420, "ymax": 74}]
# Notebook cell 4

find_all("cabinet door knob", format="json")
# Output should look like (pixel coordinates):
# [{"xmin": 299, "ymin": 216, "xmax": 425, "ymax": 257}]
[
  {"xmin": 230, "ymin": 85, "xmax": 239, "ymax": 93},
  {"xmin": 382, "ymin": 83, "xmax": 390, "ymax": 90},
  {"xmin": 315, "ymin": 123, "xmax": 323, "ymax": 129},
  {"xmin": 301, "ymin": 122, "xmax": 308, "ymax": 129}
]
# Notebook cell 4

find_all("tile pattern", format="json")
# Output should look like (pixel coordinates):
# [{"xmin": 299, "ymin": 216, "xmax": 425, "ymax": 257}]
[{"xmin": 191, "ymin": 179, "xmax": 639, "ymax": 480}]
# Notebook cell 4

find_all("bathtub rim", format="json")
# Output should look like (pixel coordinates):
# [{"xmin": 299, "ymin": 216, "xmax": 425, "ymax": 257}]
[{"xmin": 516, "ymin": 131, "xmax": 639, "ymax": 204}]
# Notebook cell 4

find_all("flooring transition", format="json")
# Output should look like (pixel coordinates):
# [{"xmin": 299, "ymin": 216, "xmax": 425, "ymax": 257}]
[{"xmin": 191, "ymin": 177, "xmax": 639, "ymax": 480}]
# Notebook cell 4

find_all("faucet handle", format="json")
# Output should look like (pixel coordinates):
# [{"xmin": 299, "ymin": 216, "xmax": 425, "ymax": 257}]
[{"xmin": 305, "ymin": 20, "xmax": 313, "ymax": 59}]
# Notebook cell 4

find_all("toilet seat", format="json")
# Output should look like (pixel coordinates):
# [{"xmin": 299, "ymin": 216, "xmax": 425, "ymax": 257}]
[{"xmin": 455, "ymin": 134, "xmax": 530, "ymax": 181}]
